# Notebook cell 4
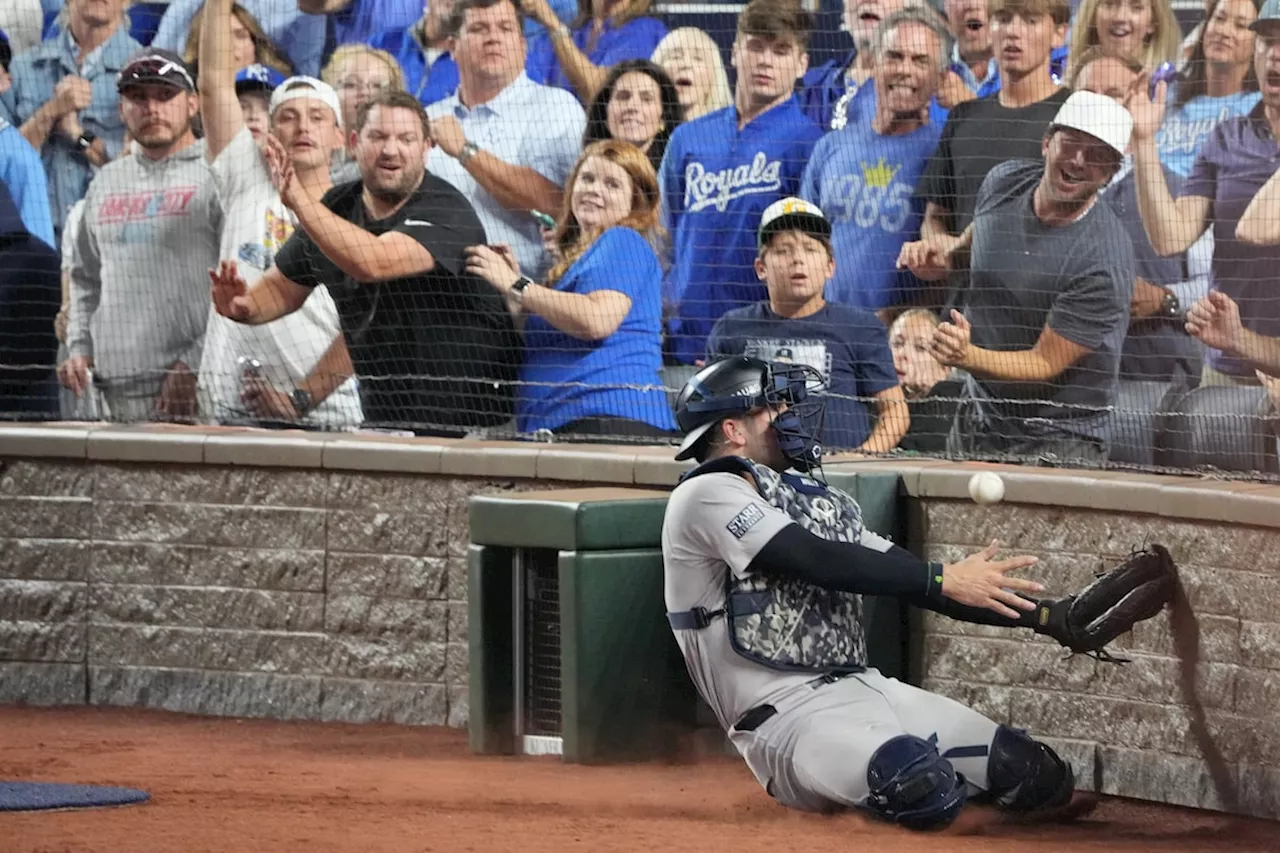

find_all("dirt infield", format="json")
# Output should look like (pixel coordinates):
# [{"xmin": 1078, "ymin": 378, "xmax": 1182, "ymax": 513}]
[{"xmin": 1, "ymin": 706, "xmax": 1274, "ymax": 853}]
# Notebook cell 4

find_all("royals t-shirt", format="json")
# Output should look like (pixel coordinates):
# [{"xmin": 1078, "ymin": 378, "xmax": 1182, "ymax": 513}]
[
  {"xmin": 800, "ymin": 118, "xmax": 942, "ymax": 310},
  {"xmin": 706, "ymin": 301, "xmax": 899, "ymax": 450},
  {"xmin": 660, "ymin": 97, "xmax": 823, "ymax": 364},
  {"xmin": 1157, "ymin": 89, "xmax": 1261, "ymax": 178}
]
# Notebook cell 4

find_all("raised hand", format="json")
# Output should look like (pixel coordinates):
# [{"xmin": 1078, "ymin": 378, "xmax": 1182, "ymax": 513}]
[
  {"xmin": 263, "ymin": 133, "xmax": 301, "ymax": 208},
  {"xmin": 1125, "ymin": 71, "xmax": 1168, "ymax": 144},
  {"xmin": 209, "ymin": 260, "xmax": 253, "ymax": 322},
  {"xmin": 930, "ymin": 309, "xmax": 972, "ymax": 367},
  {"xmin": 1185, "ymin": 291, "xmax": 1245, "ymax": 353},
  {"xmin": 941, "ymin": 539, "xmax": 1043, "ymax": 619}
]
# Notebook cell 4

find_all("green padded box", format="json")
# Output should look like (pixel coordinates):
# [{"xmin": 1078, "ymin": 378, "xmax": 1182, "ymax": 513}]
[
  {"xmin": 467, "ymin": 475, "xmax": 910, "ymax": 764},
  {"xmin": 469, "ymin": 487, "xmax": 671, "ymax": 552}
]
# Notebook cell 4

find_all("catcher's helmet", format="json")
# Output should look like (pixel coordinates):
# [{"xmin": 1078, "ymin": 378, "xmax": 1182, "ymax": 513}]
[{"xmin": 672, "ymin": 357, "xmax": 826, "ymax": 471}]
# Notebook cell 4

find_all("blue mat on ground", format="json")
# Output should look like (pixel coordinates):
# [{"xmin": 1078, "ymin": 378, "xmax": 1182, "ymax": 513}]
[{"xmin": 0, "ymin": 782, "xmax": 150, "ymax": 811}]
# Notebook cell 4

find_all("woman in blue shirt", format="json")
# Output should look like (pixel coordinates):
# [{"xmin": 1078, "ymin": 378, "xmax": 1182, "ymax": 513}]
[
  {"xmin": 1157, "ymin": 0, "xmax": 1263, "ymax": 176},
  {"xmin": 521, "ymin": 0, "xmax": 668, "ymax": 103},
  {"xmin": 464, "ymin": 139, "xmax": 677, "ymax": 439}
]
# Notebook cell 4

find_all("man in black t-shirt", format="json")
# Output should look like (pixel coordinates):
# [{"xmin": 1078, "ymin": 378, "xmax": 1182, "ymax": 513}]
[
  {"xmin": 209, "ymin": 90, "xmax": 519, "ymax": 432},
  {"xmin": 911, "ymin": 0, "xmax": 1071, "ymax": 291}
]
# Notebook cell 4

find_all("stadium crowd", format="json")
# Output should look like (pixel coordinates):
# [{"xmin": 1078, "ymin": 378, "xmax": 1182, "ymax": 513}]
[{"xmin": 0, "ymin": 0, "xmax": 1278, "ymax": 465}]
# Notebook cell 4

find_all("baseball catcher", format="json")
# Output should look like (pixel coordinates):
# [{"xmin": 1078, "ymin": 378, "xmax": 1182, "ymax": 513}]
[{"xmin": 661, "ymin": 356, "xmax": 1174, "ymax": 829}]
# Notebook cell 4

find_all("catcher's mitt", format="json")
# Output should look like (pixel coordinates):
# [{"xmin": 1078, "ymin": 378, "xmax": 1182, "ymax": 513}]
[{"xmin": 1038, "ymin": 543, "xmax": 1176, "ymax": 663}]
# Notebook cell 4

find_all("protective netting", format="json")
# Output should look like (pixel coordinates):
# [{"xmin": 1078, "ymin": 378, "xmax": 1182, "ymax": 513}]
[{"xmin": 2, "ymin": 0, "xmax": 1277, "ymax": 477}]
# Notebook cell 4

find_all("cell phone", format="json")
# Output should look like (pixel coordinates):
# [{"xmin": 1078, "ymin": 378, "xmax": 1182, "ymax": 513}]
[
  {"xmin": 1149, "ymin": 61, "xmax": 1176, "ymax": 99},
  {"xmin": 236, "ymin": 355, "xmax": 263, "ymax": 380},
  {"xmin": 530, "ymin": 209, "xmax": 556, "ymax": 229}
]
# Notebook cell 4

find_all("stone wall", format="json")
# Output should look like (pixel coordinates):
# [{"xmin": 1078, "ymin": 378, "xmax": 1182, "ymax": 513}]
[
  {"xmin": 4, "ymin": 428, "xmax": 1280, "ymax": 819},
  {"xmin": 0, "ymin": 457, "xmax": 565, "ymax": 727},
  {"xmin": 912, "ymin": 498, "xmax": 1280, "ymax": 819}
]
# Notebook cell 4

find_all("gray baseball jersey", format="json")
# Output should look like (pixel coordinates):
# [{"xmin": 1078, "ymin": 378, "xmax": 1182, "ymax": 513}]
[{"xmin": 662, "ymin": 470, "xmax": 1001, "ymax": 813}]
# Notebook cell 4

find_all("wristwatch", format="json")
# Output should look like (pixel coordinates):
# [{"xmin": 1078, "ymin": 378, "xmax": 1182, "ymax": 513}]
[
  {"xmin": 551, "ymin": 23, "xmax": 573, "ymax": 41},
  {"xmin": 511, "ymin": 275, "xmax": 535, "ymax": 304},
  {"xmin": 289, "ymin": 388, "xmax": 314, "ymax": 417},
  {"xmin": 1158, "ymin": 289, "xmax": 1182, "ymax": 320},
  {"xmin": 76, "ymin": 131, "xmax": 97, "ymax": 152},
  {"xmin": 458, "ymin": 141, "xmax": 480, "ymax": 165}
]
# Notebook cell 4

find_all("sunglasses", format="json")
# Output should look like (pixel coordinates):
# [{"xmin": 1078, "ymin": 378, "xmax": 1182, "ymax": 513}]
[{"xmin": 120, "ymin": 58, "xmax": 196, "ymax": 91}]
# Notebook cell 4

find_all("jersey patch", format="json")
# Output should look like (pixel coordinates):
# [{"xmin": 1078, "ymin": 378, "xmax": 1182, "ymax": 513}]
[{"xmin": 726, "ymin": 503, "xmax": 766, "ymax": 539}]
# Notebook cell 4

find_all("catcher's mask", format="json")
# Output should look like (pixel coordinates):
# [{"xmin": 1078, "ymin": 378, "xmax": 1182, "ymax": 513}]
[{"xmin": 673, "ymin": 356, "xmax": 827, "ymax": 473}]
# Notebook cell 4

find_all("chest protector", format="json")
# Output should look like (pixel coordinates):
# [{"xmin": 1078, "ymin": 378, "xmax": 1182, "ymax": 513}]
[{"xmin": 668, "ymin": 456, "xmax": 869, "ymax": 674}]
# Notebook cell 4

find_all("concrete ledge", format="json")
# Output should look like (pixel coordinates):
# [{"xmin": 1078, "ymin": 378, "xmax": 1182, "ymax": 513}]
[{"xmin": 2, "ymin": 424, "xmax": 1280, "ymax": 530}]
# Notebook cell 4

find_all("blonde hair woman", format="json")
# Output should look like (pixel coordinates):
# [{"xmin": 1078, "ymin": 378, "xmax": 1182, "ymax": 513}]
[
  {"xmin": 320, "ymin": 44, "xmax": 407, "ymax": 181},
  {"xmin": 321, "ymin": 44, "xmax": 407, "ymax": 131},
  {"xmin": 1067, "ymin": 0, "xmax": 1181, "ymax": 78},
  {"xmin": 651, "ymin": 27, "xmax": 733, "ymax": 121},
  {"xmin": 464, "ymin": 139, "xmax": 676, "ymax": 438}
]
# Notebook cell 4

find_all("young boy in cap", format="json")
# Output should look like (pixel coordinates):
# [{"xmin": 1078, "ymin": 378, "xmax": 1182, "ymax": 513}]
[
  {"xmin": 196, "ymin": 0, "xmax": 361, "ymax": 430},
  {"xmin": 903, "ymin": 89, "xmax": 1136, "ymax": 463},
  {"xmin": 706, "ymin": 197, "xmax": 909, "ymax": 454}
]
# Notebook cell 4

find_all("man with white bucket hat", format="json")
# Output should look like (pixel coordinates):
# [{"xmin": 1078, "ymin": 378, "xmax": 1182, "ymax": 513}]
[{"xmin": 900, "ymin": 89, "xmax": 1137, "ymax": 464}]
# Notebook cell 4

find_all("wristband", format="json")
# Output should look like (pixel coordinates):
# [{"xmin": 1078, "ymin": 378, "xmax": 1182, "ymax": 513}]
[{"xmin": 924, "ymin": 561, "xmax": 944, "ymax": 600}]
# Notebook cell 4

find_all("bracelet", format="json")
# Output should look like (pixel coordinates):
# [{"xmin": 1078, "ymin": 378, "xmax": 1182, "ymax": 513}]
[{"xmin": 552, "ymin": 23, "xmax": 572, "ymax": 41}]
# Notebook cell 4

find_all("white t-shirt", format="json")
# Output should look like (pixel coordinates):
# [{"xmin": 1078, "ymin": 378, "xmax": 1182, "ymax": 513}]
[{"xmin": 201, "ymin": 127, "xmax": 362, "ymax": 428}]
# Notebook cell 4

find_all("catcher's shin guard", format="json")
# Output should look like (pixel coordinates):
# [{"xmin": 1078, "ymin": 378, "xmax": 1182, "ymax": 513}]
[
  {"xmin": 863, "ymin": 735, "xmax": 967, "ymax": 831},
  {"xmin": 986, "ymin": 726, "xmax": 1075, "ymax": 815}
]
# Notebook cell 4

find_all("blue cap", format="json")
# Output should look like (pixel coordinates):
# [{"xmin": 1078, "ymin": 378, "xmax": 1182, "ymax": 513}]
[
  {"xmin": 235, "ymin": 63, "xmax": 287, "ymax": 93},
  {"xmin": 1251, "ymin": 0, "xmax": 1280, "ymax": 30}
]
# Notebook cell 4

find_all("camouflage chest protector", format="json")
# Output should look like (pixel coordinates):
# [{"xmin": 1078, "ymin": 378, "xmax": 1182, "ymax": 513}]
[{"xmin": 668, "ymin": 456, "xmax": 869, "ymax": 674}]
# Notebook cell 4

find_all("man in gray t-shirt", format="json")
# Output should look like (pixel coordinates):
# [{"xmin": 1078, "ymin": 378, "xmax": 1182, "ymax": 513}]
[{"xmin": 903, "ymin": 91, "xmax": 1136, "ymax": 462}]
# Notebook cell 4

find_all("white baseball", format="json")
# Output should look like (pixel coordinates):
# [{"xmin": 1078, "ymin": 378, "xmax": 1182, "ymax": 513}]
[{"xmin": 968, "ymin": 472, "xmax": 1005, "ymax": 505}]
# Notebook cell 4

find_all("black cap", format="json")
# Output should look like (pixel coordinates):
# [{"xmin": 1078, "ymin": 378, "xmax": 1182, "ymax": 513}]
[
  {"xmin": 0, "ymin": 29, "xmax": 10, "ymax": 74},
  {"xmin": 118, "ymin": 49, "xmax": 196, "ymax": 93}
]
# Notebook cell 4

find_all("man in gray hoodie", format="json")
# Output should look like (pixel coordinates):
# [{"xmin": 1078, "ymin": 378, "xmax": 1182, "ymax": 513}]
[{"xmin": 58, "ymin": 49, "xmax": 220, "ymax": 422}]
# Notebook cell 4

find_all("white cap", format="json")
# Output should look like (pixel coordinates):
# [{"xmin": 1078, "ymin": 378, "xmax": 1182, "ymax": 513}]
[
  {"xmin": 1049, "ymin": 90, "xmax": 1134, "ymax": 157},
  {"xmin": 757, "ymin": 196, "xmax": 832, "ymax": 248},
  {"xmin": 268, "ymin": 76, "xmax": 343, "ymax": 128}
]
